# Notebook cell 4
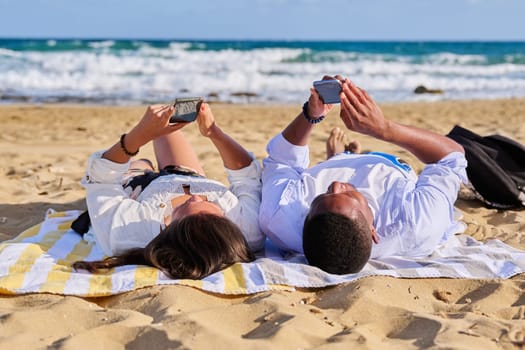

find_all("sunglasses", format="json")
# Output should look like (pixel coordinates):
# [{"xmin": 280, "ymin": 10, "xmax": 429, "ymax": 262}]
[{"xmin": 170, "ymin": 184, "xmax": 208, "ymax": 208}]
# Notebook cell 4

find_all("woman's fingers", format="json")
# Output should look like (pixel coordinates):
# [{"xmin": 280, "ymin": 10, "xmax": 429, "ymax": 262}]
[
  {"xmin": 150, "ymin": 104, "xmax": 168, "ymax": 113},
  {"xmin": 168, "ymin": 121, "xmax": 188, "ymax": 132},
  {"xmin": 196, "ymin": 102, "xmax": 217, "ymax": 137},
  {"xmin": 161, "ymin": 105, "xmax": 174, "ymax": 119},
  {"xmin": 145, "ymin": 104, "xmax": 172, "ymax": 122}
]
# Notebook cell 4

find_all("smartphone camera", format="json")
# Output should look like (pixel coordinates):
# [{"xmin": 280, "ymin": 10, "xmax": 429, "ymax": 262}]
[
  {"xmin": 313, "ymin": 80, "xmax": 342, "ymax": 104},
  {"xmin": 169, "ymin": 97, "xmax": 203, "ymax": 123}
]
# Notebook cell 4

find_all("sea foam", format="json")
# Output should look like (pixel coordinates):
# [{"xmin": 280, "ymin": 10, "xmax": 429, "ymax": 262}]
[{"xmin": 0, "ymin": 39, "xmax": 524, "ymax": 104}]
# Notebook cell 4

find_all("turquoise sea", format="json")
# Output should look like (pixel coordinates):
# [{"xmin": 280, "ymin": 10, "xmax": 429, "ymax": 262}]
[{"xmin": 0, "ymin": 39, "xmax": 524, "ymax": 104}]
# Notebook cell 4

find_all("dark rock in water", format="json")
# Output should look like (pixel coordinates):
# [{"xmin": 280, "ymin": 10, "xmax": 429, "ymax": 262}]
[
  {"xmin": 231, "ymin": 91, "xmax": 258, "ymax": 97},
  {"xmin": 208, "ymin": 92, "xmax": 219, "ymax": 98},
  {"xmin": 414, "ymin": 85, "xmax": 444, "ymax": 94},
  {"xmin": 0, "ymin": 93, "xmax": 31, "ymax": 102}
]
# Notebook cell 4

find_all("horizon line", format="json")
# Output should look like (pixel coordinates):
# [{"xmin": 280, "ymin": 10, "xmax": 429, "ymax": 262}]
[{"xmin": 1, "ymin": 36, "xmax": 524, "ymax": 43}]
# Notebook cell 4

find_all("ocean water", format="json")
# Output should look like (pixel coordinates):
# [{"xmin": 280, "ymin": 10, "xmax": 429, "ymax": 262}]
[{"xmin": 0, "ymin": 39, "xmax": 524, "ymax": 105}]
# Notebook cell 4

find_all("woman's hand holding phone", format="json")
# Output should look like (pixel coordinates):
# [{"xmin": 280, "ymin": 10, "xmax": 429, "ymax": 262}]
[
  {"xmin": 134, "ymin": 104, "xmax": 188, "ymax": 141},
  {"xmin": 169, "ymin": 97, "xmax": 203, "ymax": 124},
  {"xmin": 196, "ymin": 102, "xmax": 218, "ymax": 138}
]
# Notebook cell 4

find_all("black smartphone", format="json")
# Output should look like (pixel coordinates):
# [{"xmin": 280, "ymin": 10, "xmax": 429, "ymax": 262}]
[
  {"xmin": 169, "ymin": 97, "xmax": 203, "ymax": 123},
  {"xmin": 313, "ymin": 80, "xmax": 342, "ymax": 104}
]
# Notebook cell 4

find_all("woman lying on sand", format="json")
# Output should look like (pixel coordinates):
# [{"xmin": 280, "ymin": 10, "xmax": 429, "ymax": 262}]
[{"xmin": 73, "ymin": 103, "xmax": 264, "ymax": 279}]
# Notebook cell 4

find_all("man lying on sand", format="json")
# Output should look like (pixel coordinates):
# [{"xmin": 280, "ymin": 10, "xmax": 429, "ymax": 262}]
[{"xmin": 259, "ymin": 76, "xmax": 467, "ymax": 274}]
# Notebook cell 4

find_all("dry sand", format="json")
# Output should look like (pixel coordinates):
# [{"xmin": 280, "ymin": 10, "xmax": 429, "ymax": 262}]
[{"xmin": 1, "ymin": 99, "xmax": 525, "ymax": 349}]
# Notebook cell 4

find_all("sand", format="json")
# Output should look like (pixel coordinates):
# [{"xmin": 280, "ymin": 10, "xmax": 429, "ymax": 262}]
[{"xmin": 1, "ymin": 99, "xmax": 525, "ymax": 349}]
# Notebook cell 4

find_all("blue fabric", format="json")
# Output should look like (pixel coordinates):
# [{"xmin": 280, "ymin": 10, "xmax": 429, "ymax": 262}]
[{"xmin": 363, "ymin": 152, "xmax": 412, "ymax": 172}]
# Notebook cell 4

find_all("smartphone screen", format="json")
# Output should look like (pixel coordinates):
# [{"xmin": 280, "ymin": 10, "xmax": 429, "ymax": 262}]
[
  {"xmin": 169, "ymin": 97, "xmax": 202, "ymax": 123},
  {"xmin": 313, "ymin": 80, "xmax": 341, "ymax": 104}
]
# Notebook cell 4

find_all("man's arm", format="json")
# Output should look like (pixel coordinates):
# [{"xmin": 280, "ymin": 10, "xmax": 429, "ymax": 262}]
[
  {"xmin": 282, "ymin": 87, "xmax": 334, "ymax": 146},
  {"xmin": 339, "ymin": 80, "xmax": 464, "ymax": 163}
]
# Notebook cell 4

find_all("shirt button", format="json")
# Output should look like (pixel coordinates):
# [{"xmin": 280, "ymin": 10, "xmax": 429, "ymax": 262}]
[{"xmin": 159, "ymin": 203, "xmax": 166, "ymax": 208}]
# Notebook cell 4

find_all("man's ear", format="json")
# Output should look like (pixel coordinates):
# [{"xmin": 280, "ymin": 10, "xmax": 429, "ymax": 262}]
[{"xmin": 371, "ymin": 226, "xmax": 379, "ymax": 244}]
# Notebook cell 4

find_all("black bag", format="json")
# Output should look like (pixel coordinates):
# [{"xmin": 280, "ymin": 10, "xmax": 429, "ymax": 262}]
[{"xmin": 447, "ymin": 125, "xmax": 525, "ymax": 209}]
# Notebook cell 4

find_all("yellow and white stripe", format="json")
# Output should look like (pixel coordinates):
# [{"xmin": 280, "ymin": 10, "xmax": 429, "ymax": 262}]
[
  {"xmin": 0, "ymin": 210, "xmax": 288, "ymax": 297},
  {"xmin": 1, "ymin": 210, "xmax": 525, "ymax": 297}
]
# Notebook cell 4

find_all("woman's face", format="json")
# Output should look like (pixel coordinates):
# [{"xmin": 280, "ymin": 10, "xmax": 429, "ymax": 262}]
[{"xmin": 170, "ymin": 195, "xmax": 223, "ymax": 222}]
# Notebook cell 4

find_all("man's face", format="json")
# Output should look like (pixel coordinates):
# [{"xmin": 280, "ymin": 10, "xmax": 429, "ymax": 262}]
[{"xmin": 309, "ymin": 181, "xmax": 378, "ymax": 243}]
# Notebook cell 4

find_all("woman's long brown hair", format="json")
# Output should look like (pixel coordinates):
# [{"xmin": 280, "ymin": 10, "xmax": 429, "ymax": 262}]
[{"xmin": 72, "ymin": 214, "xmax": 255, "ymax": 279}]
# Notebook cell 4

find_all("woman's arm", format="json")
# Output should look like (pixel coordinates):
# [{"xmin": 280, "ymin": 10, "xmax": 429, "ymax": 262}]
[
  {"xmin": 197, "ymin": 103, "xmax": 253, "ymax": 170},
  {"xmin": 103, "ymin": 104, "xmax": 187, "ymax": 164},
  {"xmin": 84, "ymin": 105, "xmax": 189, "ymax": 255},
  {"xmin": 82, "ymin": 152, "xmax": 164, "ymax": 256},
  {"xmin": 226, "ymin": 159, "xmax": 265, "ymax": 251}
]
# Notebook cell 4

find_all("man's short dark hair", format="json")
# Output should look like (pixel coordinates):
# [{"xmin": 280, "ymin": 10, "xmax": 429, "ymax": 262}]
[{"xmin": 303, "ymin": 211, "xmax": 372, "ymax": 274}]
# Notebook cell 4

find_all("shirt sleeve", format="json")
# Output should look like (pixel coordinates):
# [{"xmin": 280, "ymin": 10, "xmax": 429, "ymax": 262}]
[
  {"xmin": 81, "ymin": 151, "xmax": 163, "ymax": 256},
  {"xmin": 373, "ymin": 152, "xmax": 468, "ymax": 258},
  {"xmin": 259, "ymin": 133, "xmax": 308, "ymax": 252},
  {"xmin": 225, "ymin": 157, "xmax": 265, "ymax": 252},
  {"xmin": 264, "ymin": 133, "xmax": 310, "ymax": 172}
]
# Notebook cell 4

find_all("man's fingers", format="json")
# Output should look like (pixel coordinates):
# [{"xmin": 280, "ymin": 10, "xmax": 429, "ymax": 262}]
[
  {"xmin": 340, "ymin": 93, "xmax": 359, "ymax": 124},
  {"xmin": 310, "ymin": 87, "xmax": 325, "ymax": 105},
  {"xmin": 359, "ymin": 87, "xmax": 372, "ymax": 102},
  {"xmin": 342, "ymin": 81, "xmax": 362, "ymax": 111},
  {"xmin": 347, "ymin": 81, "xmax": 367, "ymax": 105},
  {"xmin": 322, "ymin": 75, "xmax": 336, "ymax": 81}
]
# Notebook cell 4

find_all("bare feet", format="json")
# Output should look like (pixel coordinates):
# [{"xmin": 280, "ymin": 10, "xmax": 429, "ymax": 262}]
[
  {"xmin": 326, "ymin": 127, "xmax": 347, "ymax": 159},
  {"xmin": 345, "ymin": 140, "xmax": 362, "ymax": 154},
  {"xmin": 326, "ymin": 127, "xmax": 361, "ymax": 159}
]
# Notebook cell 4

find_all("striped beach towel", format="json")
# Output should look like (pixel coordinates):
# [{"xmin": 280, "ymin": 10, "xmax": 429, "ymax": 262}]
[{"xmin": 1, "ymin": 209, "xmax": 524, "ymax": 297}]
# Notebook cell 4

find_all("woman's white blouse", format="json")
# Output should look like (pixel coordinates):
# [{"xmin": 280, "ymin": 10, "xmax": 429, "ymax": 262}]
[{"xmin": 81, "ymin": 151, "xmax": 264, "ymax": 256}]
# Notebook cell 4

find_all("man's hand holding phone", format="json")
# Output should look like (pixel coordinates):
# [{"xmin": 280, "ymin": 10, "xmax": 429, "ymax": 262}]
[
  {"xmin": 313, "ymin": 79, "xmax": 342, "ymax": 104},
  {"xmin": 339, "ymin": 79, "xmax": 389, "ymax": 139},
  {"xmin": 307, "ymin": 77, "xmax": 339, "ymax": 119}
]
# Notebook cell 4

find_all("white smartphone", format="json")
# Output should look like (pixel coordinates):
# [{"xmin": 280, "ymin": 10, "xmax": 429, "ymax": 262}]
[{"xmin": 313, "ymin": 80, "xmax": 342, "ymax": 104}]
